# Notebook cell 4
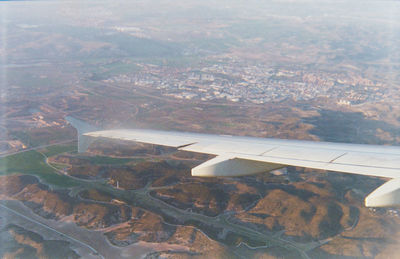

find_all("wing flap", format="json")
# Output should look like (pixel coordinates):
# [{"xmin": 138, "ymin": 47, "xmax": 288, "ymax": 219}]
[
  {"xmin": 191, "ymin": 155, "xmax": 284, "ymax": 177},
  {"xmin": 235, "ymin": 153, "xmax": 400, "ymax": 179},
  {"xmin": 180, "ymin": 141, "xmax": 276, "ymax": 155},
  {"xmin": 262, "ymin": 146, "xmax": 347, "ymax": 163},
  {"xmin": 365, "ymin": 178, "xmax": 400, "ymax": 207},
  {"xmin": 333, "ymin": 152, "xmax": 400, "ymax": 170}
]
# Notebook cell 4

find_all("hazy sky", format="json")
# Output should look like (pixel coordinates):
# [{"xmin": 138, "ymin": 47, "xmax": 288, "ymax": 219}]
[{"xmin": 1, "ymin": 1, "xmax": 399, "ymax": 27}]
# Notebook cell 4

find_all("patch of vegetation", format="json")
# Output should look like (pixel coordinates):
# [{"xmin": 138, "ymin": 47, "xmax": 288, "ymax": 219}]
[
  {"xmin": 300, "ymin": 206, "xmax": 317, "ymax": 223},
  {"xmin": 318, "ymin": 202, "xmax": 344, "ymax": 238},
  {"xmin": 9, "ymin": 128, "xmax": 75, "ymax": 148},
  {"xmin": 0, "ymin": 151, "xmax": 79, "ymax": 188},
  {"xmin": 80, "ymin": 155, "xmax": 133, "ymax": 165},
  {"xmin": 79, "ymin": 189, "xmax": 115, "ymax": 202},
  {"xmin": 224, "ymin": 232, "xmax": 266, "ymax": 247},
  {"xmin": 152, "ymin": 182, "xmax": 230, "ymax": 216},
  {"xmin": 249, "ymin": 213, "xmax": 270, "ymax": 219},
  {"xmin": 89, "ymin": 61, "xmax": 141, "ymax": 81},
  {"xmin": 40, "ymin": 143, "xmax": 77, "ymax": 157},
  {"xmin": 0, "ymin": 229, "xmax": 37, "ymax": 259},
  {"xmin": 303, "ymin": 109, "xmax": 400, "ymax": 145},
  {"xmin": 6, "ymin": 70, "xmax": 57, "ymax": 90},
  {"xmin": 279, "ymin": 184, "xmax": 317, "ymax": 201},
  {"xmin": 184, "ymin": 219, "xmax": 223, "ymax": 242}
]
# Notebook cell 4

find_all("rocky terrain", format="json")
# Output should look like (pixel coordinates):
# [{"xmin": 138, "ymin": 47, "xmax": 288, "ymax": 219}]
[{"xmin": 1, "ymin": 136, "xmax": 400, "ymax": 258}]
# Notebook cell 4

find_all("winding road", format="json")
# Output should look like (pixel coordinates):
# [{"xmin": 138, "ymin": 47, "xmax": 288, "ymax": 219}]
[
  {"xmin": 0, "ymin": 203, "xmax": 104, "ymax": 259},
  {"xmin": 0, "ymin": 140, "xmax": 342, "ymax": 258}
]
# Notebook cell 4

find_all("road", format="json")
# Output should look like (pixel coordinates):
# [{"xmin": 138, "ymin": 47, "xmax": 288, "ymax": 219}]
[
  {"xmin": 41, "ymin": 139, "xmax": 315, "ymax": 258},
  {"xmin": 1, "ymin": 140, "xmax": 325, "ymax": 258},
  {"xmin": 0, "ymin": 140, "xmax": 106, "ymax": 258},
  {"xmin": 93, "ymin": 180, "xmax": 314, "ymax": 259},
  {"xmin": 0, "ymin": 203, "xmax": 104, "ymax": 259}
]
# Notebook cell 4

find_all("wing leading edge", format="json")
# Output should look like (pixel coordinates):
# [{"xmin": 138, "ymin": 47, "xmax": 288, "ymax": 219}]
[{"xmin": 81, "ymin": 129, "xmax": 400, "ymax": 207}]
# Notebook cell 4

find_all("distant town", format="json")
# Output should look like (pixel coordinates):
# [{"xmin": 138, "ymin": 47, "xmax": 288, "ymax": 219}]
[{"xmin": 103, "ymin": 59, "xmax": 387, "ymax": 105}]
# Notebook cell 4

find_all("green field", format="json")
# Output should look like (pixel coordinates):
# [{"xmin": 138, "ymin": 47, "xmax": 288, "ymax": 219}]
[
  {"xmin": 0, "ymin": 141, "xmax": 140, "ymax": 189},
  {"xmin": 0, "ymin": 151, "xmax": 79, "ymax": 188},
  {"xmin": 40, "ymin": 144, "xmax": 77, "ymax": 157}
]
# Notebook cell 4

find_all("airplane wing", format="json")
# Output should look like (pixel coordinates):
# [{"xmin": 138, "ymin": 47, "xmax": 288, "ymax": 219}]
[{"xmin": 77, "ymin": 128, "xmax": 400, "ymax": 207}]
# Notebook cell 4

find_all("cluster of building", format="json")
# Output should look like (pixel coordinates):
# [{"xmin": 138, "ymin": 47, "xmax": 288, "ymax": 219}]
[{"xmin": 104, "ymin": 60, "xmax": 387, "ymax": 105}]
